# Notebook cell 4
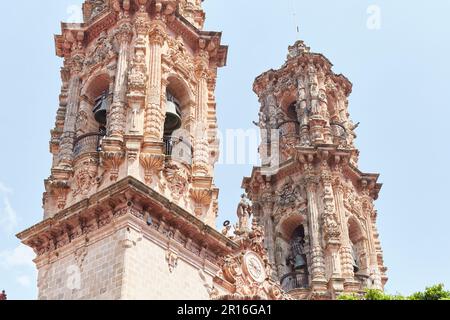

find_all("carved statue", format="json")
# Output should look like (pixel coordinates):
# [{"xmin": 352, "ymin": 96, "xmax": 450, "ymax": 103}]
[
  {"xmin": 254, "ymin": 111, "xmax": 268, "ymax": 129},
  {"xmin": 88, "ymin": 0, "xmax": 108, "ymax": 19},
  {"xmin": 221, "ymin": 221, "xmax": 232, "ymax": 237},
  {"xmin": 236, "ymin": 194, "xmax": 252, "ymax": 234},
  {"xmin": 296, "ymin": 79, "xmax": 310, "ymax": 126}
]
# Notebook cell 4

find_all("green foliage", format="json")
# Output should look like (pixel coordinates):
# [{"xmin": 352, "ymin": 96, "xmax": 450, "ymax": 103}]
[
  {"xmin": 408, "ymin": 284, "xmax": 450, "ymax": 301},
  {"xmin": 339, "ymin": 284, "xmax": 450, "ymax": 301}
]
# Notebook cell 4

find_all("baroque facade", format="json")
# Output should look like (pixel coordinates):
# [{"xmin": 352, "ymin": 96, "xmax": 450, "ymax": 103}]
[{"xmin": 17, "ymin": 0, "xmax": 387, "ymax": 300}]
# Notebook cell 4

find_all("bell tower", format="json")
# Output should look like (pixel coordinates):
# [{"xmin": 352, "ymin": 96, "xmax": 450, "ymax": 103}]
[
  {"xmin": 17, "ymin": 0, "xmax": 232, "ymax": 300},
  {"xmin": 242, "ymin": 41, "xmax": 388, "ymax": 300}
]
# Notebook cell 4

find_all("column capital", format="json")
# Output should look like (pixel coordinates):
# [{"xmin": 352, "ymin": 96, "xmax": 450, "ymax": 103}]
[
  {"xmin": 148, "ymin": 20, "xmax": 167, "ymax": 46},
  {"xmin": 114, "ymin": 21, "xmax": 133, "ymax": 44}
]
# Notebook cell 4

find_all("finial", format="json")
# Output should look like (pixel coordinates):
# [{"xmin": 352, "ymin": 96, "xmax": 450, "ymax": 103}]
[{"xmin": 287, "ymin": 40, "xmax": 311, "ymax": 59}]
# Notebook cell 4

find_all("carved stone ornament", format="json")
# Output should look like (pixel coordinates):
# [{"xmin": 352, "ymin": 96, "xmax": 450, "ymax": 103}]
[
  {"xmin": 243, "ymin": 251, "xmax": 266, "ymax": 283},
  {"xmin": 73, "ymin": 157, "xmax": 99, "ymax": 197},
  {"xmin": 84, "ymin": 31, "xmax": 116, "ymax": 70},
  {"xmin": 213, "ymin": 223, "xmax": 292, "ymax": 300},
  {"xmin": 100, "ymin": 150, "xmax": 125, "ymax": 181},
  {"xmin": 164, "ymin": 162, "xmax": 190, "ymax": 201},
  {"xmin": 128, "ymin": 49, "xmax": 147, "ymax": 96},
  {"xmin": 140, "ymin": 153, "xmax": 164, "ymax": 184},
  {"xmin": 86, "ymin": 0, "xmax": 108, "ymax": 20},
  {"xmin": 166, "ymin": 250, "xmax": 179, "ymax": 273}
]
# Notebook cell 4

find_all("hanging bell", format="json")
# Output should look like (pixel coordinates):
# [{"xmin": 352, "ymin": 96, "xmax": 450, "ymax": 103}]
[
  {"xmin": 351, "ymin": 246, "xmax": 360, "ymax": 273},
  {"xmin": 294, "ymin": 254, "xmax": 307, "ymax": 270},
  {"xmin": 164, "ymin": 92, "xmax": 182, "ymax": 134},
  {"xmin": 93, "ymin": 91, "xmax": 109, "ymax": 126}
]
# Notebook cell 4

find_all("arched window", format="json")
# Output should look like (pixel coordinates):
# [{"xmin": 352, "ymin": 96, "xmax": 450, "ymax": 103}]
[
  {"xmin": 278, "ymin": 221, "xmax": 310, "ymax": 292},
  {"xmin": 74, "ymin": 74, "xmax": 111, "ymax": 158},
  {"xmin": 163, "ymin": 76, "xmax": 194, "ymax": 164},
  {"xmin": 289, "ymin": 225, "xmax": 307, "ymax": 273},
  {"xmin": 348, "ymin": 217, "xmax": 367, "ymax": 274}
]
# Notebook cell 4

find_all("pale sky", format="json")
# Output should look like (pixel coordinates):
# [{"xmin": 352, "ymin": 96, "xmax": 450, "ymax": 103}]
[{"xmin": 0, "ymin": 0, "xmax": 449, "ymax": 299}]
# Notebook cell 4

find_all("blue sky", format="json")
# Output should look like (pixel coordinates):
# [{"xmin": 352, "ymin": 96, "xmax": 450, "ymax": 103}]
[{"xmin": 0, "ymin": 0, "xmax": 449, "ymax": 299}]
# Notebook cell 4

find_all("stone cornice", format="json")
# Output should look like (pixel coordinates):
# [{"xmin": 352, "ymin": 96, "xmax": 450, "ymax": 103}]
[
  {"xmin": 242, "ymin": 146, "xmax": 382, "ymax": 200},
  {"xmin": 17, "ymin": 176, "xmax": 238, "ymax": 256},
  {"xmin": 54, "ymin": 4, "xmax": 228, "ymax": 67}
]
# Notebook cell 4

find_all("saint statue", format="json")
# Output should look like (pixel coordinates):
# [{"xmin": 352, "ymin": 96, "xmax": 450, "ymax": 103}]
[{"xmin": 236, "ymin": 194, "xmax": 252, "ymax": 234}]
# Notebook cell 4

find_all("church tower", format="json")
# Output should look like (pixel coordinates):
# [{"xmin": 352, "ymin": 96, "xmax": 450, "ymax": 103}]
[
  {"xmin": 17, "ymin": 0, "xmax": 234, "ymax": 300},
  {"xmin": 242, "ymin": 41, "xmax": 388, "ymax": 299}
]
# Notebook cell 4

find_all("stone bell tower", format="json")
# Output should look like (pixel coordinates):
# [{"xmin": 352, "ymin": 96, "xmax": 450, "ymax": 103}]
[
  {"xmin": 242, "ymin": 41, "xmax": 388, "ymax": 300},
  {"xmin": 17, "ymin": 0, "xmax": 233, "ymax": 300}
]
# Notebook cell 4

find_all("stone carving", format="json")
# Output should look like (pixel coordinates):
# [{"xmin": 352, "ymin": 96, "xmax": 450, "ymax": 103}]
[
  {"xmin": 73, "ymin": 157, "xmax": 99, "ymax": 197},
  {"xmin": 235, "ymin": 194, "xmax": 252, "ymax": 234},
  {"xmin": 322, "ymin": 174, "xmax": 341, "ymax": 242},
  {"xmin": 100, "ymin": 150, "xmax": 124, "ymax": 181},
  {"xmin": 276, "ymin": 180, "xmax": 307, "ymax": 208},
  {"xmin": 84, "ymin": 31, "xmax": 115, "ymax": 70},
  {"xmin": 166, "ymin": 250, "xmax": 179, "ymax": 273},
  {"xmin": 86, "ymin": 0, "xmax": 108, "ymax": 20},
  {"xmin": 165, "ymin": 35, "xmax": 195, "ymax": 79},
  {"xmin": 140, "ymin": 153, "xmax": 164, "ymax": 184},
  {"xmin": 164, "ymin": 162, "xmax": 190, "ymax": 201},
  {"xmin": 75, "ymin": 110, "xmax": 89, "ymax": 135},
  {"xmin": 128, "ymin": 50, "xmax": 147, "ymax": 95},
  {"xmin": 287, "ymin": 40, "xmax": 311, "ymax": 59},
  {"xmin": 214, "ymin": 223, "xmax": 292, "ymax": 300},
  {"xmin": 45, "ymin": 178, "xmax": 70, "ymax": 210},
  {"xmin": 189, "ymin": 188, "xmax": 212, "ymax": 216}
]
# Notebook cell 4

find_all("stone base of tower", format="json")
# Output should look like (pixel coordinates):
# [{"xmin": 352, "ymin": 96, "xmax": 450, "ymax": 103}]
[
  {"xmin": 34, "ymin": 222, "xmax": 221, "ymax": 300},
  {"xmin": 18, "ymin": 177, "xmax": 237, "ymax": 300}
]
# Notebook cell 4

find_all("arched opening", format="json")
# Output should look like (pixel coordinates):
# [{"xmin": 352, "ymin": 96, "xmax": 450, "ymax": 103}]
[
  {"xmin": 288, "ymin": 225, "xmax": 308, "ymax": 273},
  {"xmin": 277, "ymin": 216, "xmax": 310, "ymax": 292},
  {"xmin": 163, "ymin": 76, "xmax": 194, "ymax": 164},
  {"xmin": 348, "ymin": 217, "xmax": 367, "ymax": 275},
  {"xmin": 74, "ymin": 73, "xmax": 111, "ymax": 158}
]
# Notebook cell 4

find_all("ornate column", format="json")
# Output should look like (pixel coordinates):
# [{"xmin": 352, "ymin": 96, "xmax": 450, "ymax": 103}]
[
  {"xmin": 361, "ymin": 180, "xmax": 383, "ymax": 290},
  {"xmin": 139, "ymin": 16, "xmax": 166, "ymax": 185},
  {"xmin": 193, "ymin": 49, "xmax": 211, "ymax": 177},
  {"xmin": 144, "ymin": 20, "xmax": 166, "ymax": 142},
  {"xmin": 100, "ymin": 20, "xmax": 133, "ymax": 182},
  {"xmin": 320, "ymin": 157, "xmax": 344, "ymax": 295},
  {"xmin": 304, "ymin": 171, "xmax": 327, "ymax": 290},
  {"xmin": 108, "ymin": 21, "xmax": 133, "ymax": 140},
  {"xmin": 333, "ymin": 176, "xmax": 355, "ymax": 281},
  {"xmin": 58, "ymin": 54, "xmax": 84, "ymax": 170},
  {"xmin": 297, "ymin": 77, "xmax": 311, "ymax": 146},
  {"xmin": 307, "ymin": 65, "xmax": 329, "ymax": 145},
  {"xmin": 127, "ymin": 11, "xmax": 151, "ymax": 179}
]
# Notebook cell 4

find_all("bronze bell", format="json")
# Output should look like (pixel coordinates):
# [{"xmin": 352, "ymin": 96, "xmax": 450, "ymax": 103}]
[
  {"xmin": 351, "ymin": 246, "xmax": 360, "ymax": 273},
  {"xmin": 93, "ymin": 91, "xmax": 109, "ymax": 126},
  {"xmin": 164, "ymin": 91, "xmax": 182, "ymax": 134},
  {"xmin": 294, "ymin": 254, "xmax": 307, "ymax": 270}
]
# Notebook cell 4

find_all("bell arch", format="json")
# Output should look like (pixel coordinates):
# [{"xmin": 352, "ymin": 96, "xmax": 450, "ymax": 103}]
[
  {"xmin": 275, "ymin": 213, "xmax": 310, "ymax": 291},
  {"xmin": 347, "ymin": 216, "xmax": 369, "ymax": 274},
  {"xmin": 163, "ymin": 74, "xmax": 195, "ymax": 164}
]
